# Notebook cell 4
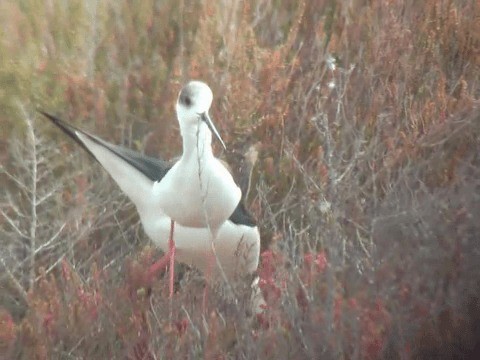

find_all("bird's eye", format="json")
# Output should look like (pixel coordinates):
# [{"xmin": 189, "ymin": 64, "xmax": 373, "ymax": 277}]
[{"xmin": 183, "ymin": 95, "xmax": 191, "ymax": 107}]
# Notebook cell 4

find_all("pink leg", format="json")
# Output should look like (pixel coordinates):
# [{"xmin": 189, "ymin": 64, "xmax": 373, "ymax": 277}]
[
  {"xmin": 147, "ymin": 253, "xmax": 171, "ymax": 278},
  {"xmin": 147, "ymin": 220, "xmax": 176, "ymax": 298}
]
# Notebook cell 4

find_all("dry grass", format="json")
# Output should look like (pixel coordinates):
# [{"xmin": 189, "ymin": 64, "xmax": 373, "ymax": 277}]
[{"xmin": 1, "ymin": 0, "xmax": 480, "ymax": 358}]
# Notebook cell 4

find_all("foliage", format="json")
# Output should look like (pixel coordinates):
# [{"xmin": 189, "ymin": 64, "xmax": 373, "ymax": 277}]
[{"xmin": 1, "ymin": 0, "xmax": 480, "ymax": 358}]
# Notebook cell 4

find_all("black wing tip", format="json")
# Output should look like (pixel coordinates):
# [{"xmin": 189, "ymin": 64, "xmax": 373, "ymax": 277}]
[
  {"xmin": 38, "ymin": 110, "xmax": 71, "ymax": 130},
  {"xmin": 38, "ymin": 110, "xmax": 58, "ymax": 122},
  {"xmin": 37, "ymin": 110, "xmax": 94, "ymax": 155},
  {"xmin": 38, "ymin": 110, "xmax": 73, "ymax": 130},
  {"xmin": 39, "ymin": 111, "xmax": 173, "ymax": 182},
  {"xmin": 37, "ymin": 110, "xmax": 67, "ymax": 130}
]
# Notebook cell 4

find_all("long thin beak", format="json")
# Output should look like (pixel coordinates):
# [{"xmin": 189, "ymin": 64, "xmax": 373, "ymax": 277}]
[{"xmin": 200, "ymin": 112, "xmax": 226, "ymax": 150}]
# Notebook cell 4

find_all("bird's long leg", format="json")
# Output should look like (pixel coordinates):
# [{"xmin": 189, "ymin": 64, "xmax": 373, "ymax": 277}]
[
  {"xmin": 147, "ymin": 253, "xmax": 170, "ymax": 278},
  {"xmin": 147, "ymin": 219, "xmax": 176, "ymax": 298}
]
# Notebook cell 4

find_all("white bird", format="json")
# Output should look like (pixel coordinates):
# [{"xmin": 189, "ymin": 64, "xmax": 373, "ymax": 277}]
[{"xmin": 40, "ymin": 81, "xmax": 261, "ymax": 297}]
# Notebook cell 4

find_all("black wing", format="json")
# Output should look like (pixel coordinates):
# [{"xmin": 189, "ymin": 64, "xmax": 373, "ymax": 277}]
[
  {"xmin": 229, "ymin": 202, "xmax": 256, "ymax": 227},
  {"xmin": 39, "ymin": 111, "xmax": 172, "ymax": 182}
]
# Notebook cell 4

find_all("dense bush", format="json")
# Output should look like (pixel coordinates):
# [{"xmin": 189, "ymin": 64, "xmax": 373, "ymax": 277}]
[{"xmin": 1, "ymin": 0, "xmax": 479, "ymax": 358}]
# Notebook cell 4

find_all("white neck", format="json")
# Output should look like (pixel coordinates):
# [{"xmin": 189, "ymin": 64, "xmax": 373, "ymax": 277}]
[{"xmin": 180, "ymin": 120, "xmax": 213, "ymax": 161}]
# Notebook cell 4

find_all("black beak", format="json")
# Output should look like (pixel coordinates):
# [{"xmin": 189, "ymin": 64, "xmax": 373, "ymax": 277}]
[{"xmin": 200, "ymin": 112, "xmax": 226, "ymax": 150}]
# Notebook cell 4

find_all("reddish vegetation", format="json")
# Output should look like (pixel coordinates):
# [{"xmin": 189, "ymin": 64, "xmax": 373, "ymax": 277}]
[{"xmin": 1, "ymin": 0, "xmax": 480, "ymax": 358}]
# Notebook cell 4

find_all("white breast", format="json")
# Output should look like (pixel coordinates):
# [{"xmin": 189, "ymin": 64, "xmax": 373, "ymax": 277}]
[{"xmin": 152, "ymin": 157, "xmax": 241, "ymax": 229}]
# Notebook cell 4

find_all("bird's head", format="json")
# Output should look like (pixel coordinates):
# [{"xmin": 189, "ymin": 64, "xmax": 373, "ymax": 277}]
[{"xmin": 176, "ymin": 81, "xmax": 226, "ymax": 150}]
